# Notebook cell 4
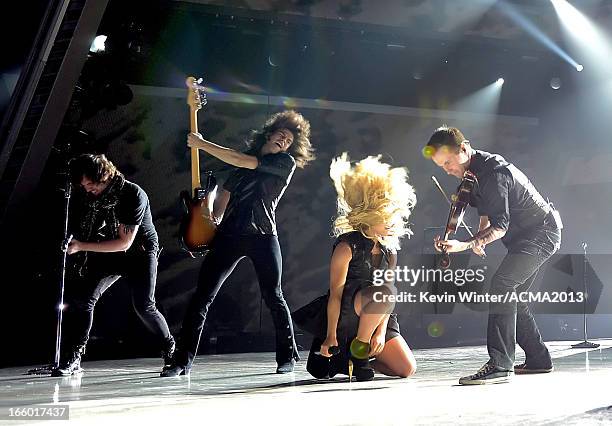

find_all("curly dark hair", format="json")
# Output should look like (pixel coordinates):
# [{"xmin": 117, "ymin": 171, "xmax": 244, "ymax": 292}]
[
  {"xmin": 70, "ymin": 153, "xmax": 120, "ymax": 185},
  {"xmin": 245, "ymin": 110, "xmax": 315, "ymax": 168}
]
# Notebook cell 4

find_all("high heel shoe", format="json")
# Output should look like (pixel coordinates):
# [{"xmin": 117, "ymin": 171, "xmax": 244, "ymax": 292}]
[
  {"xmin": 349, "ymin": 356, "xmax": 375, "ymax": 382},
  {"xmin": 348, "ymin": 338, "xmax": 374, "ymax": 382}
]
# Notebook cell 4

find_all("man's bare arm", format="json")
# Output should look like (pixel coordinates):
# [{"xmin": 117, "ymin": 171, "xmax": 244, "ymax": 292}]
[{"xmin": 467, "ymin": 225, "xmax": 506, "ymax": 249}]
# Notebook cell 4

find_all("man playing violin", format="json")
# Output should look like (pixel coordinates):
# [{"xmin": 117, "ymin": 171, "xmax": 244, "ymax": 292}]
[{"xmin": 425, "ymin": 126, "xmax": 562, "ymax": 385}]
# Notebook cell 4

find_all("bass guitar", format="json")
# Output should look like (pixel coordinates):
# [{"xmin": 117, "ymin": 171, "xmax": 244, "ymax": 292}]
[{"xmin": 179, "ymin": 76, "xmax": 217, "ymax": 256}]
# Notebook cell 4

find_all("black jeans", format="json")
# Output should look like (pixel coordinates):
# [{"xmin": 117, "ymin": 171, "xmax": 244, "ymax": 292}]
[
  {"xmin": 174, "ymin": 234, "xmax": 298, "ymax": 368},
  {"xmin": 64, "ymin": 248, "xmax": 173, "ymax": 352},
  {"xmin": 488, "ymin": 227, "xmax": 561, "ymax": 370}
]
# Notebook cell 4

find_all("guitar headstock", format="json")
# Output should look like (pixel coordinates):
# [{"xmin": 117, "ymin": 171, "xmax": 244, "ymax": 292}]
[{"xmin": 186, "ymin": 76, "xmax": 207, "ymax": 111}]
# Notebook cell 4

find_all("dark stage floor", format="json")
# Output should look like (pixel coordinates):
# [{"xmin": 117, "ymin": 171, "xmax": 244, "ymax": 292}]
[{"xmin": 1, "ymin": 340, "xmax": 611, "ymax": 425}]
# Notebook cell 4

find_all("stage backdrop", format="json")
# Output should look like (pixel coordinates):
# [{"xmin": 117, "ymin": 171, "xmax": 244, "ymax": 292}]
[{"xmin": 71, "ymin": 84, "xmax": 609, "ymax": 355}]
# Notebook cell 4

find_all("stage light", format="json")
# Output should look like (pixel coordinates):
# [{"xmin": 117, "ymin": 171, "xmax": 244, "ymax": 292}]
[
  {"xmin": 498, "ymin": 1, "xmax": 583, "ymax": 72},
  {"xmin": 550, "ymin": 77, "xmax": 562, "ymax": 90},
  {"xmin": 551, "ymin": 0, "xmax": 597, "ymax": 41},
  {"xmin": 551, "ymin": 0, "xmax": 611, "ymax": 78},
  {"xmin": 449, "ymin": 78, "xmax": 504, "ymax": 147},
  {"xmin": 89, "ymin": 35, "xmax": 107, "ymax": 53}
]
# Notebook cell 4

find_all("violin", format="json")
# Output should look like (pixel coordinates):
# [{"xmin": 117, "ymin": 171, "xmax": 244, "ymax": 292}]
[{"xmin": 434, "ymin": 171, "xmax": 485, "ymax": 269}]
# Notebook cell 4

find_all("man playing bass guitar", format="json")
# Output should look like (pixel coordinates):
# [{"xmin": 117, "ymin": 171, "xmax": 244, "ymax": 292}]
[{"xmin": 426, "ymin": 126, "xmax": 562, "ymax": 385}]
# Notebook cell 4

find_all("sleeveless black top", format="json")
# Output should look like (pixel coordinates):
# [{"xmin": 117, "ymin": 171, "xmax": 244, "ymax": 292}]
[{"xmin": 334, "ymin": 231, "xmax": 398, "ymax": 340}]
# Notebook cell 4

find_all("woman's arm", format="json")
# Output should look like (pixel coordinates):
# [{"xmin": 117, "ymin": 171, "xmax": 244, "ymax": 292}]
[
  {"xmin": 320, "ymin": 242, "xmax": 352, "ymax": 356},
  {"xmin": 187, "ymin": 133, "xmax": 258, "ymax": 169},
  {"xmin": 373, "ymin": 315, "xmax": 390, "ymax": 337},
  {"xmin": 370, "ymin": 250, "xmax": 396, "ymax": 355},
  {"xmin": 212, "ymin": 189, "xmax": 231, "ymax": 224}
]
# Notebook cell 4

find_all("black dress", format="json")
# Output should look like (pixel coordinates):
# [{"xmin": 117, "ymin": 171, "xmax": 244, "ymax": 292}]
[
  {"xmin": 296, "ymin": 231, "xmax": 401, "ymax": 378},
  {"xmin": 333, "ymin": 231, "xmax": 401, "ymax": 342}
]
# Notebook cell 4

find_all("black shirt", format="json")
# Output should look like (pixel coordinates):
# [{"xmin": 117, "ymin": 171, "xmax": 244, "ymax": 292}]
[
  {"xmin": 334, "ymin": 231, "xmax": 394, "ymax": 286},
  {"xmin": 467, "ymin": 149, "xmax": 552, "ymax": 247},
  {"xmin": 116, "ymin": 181, "xmax": 159, "ymax": 251},
  {"xmin": 218, "ymin": 152, "xmax": 296, "ymax": 235}
]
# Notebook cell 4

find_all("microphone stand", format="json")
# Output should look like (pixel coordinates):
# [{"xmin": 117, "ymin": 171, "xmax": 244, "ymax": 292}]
[
  {"xmin": 571, "ymin": 242, "xmax": 600, "ymax": 349},
  {"xmin": 27, "ymin": 168, "xmax": 73, "ymax": 374}
]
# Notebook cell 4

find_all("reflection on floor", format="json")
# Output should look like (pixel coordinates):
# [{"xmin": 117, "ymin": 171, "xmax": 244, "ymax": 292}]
[{"xmin": 1, "ymin": 340, "xmax": 611, "ymax": 425}]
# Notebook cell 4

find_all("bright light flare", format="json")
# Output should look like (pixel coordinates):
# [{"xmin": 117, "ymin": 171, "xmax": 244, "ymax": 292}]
[{"xmin": 89, "ymin": 35, "xmax": 107, "ymax": 53}]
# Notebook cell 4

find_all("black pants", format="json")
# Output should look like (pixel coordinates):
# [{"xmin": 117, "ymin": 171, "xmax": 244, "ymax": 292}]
[
  {"xmin": 488, "ymin": 227, "xmax": 561, "ymax": 370},
  {"xmin": 174, "ymin": 234, "xmax": 298, "ymax": 368},
  {"xmin": 64, "ymin": 249, "xmax": 173, "ymax": 352}
]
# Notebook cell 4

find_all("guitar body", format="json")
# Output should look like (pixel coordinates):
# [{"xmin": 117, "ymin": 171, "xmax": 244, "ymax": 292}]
[
  {"xmin": 179, "ymin": 76, "xmax": 218, "ymax": 256},
  {"xmin": 180, "ymin": 173, "xmax": 218, "ymax": 255}
]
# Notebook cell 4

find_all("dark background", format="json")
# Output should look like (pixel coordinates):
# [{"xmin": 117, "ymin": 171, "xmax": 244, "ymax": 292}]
[{"xmin": 1, "ymin": 0, "xmax": 611, "ymax": 367}]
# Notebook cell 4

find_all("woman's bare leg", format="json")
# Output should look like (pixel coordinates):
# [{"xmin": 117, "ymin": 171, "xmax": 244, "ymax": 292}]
[
  {"xmin": 371, "ymin": 336, "xmax": 417, "ymax": 378},
  {"xmin": 353, "ymin": 286, "xmax": 394, "ymax": 343}
]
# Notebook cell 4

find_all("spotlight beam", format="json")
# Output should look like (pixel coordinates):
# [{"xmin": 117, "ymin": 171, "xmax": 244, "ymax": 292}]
[
  {"xmin": 497, "ymin": 1, "xmax": 582, "ymax": 71},
  {"xmin": 551, "ymin": 0, "xmax": 612, "ymax": 77}
]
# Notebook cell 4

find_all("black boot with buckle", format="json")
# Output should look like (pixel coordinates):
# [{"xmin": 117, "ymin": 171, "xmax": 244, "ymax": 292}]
[
  {"xmin": 52, "ymin": 345, "xmax": 86, "ymax": 377},
  {"xmin": 161, "ymin": 336, "xmax": 176, "ymax": 368},
  {"xmin": 160, "ymin": 343, "xmax": 191, "ymax": 377}
]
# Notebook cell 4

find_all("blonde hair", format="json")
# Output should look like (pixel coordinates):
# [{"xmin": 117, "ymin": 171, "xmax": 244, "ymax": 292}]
[{"xmin": 330, "ymin": 153, "xmax": 416, "ymax": 250}]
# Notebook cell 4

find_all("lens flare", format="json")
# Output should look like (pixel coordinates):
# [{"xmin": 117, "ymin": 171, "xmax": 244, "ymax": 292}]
[
  {"xmin": 427, "ymin": 321, "xmax": 445, "ymax": 338},
  {"xmin": 422, "ymin": 145, "xmax": 436, "ymax": 159}
]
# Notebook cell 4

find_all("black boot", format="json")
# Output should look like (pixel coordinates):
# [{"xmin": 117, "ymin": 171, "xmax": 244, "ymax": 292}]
[
  {"xmin": 349, "ymin": 357, "xmax": 375, "ymax": 382},
  {"xmin": 52, "ymin": 346, "xmax": 85, "ymax": 377},
  {"xmin": 161, "ymin": 337, "xmax": 176, "ymax": 368},
  {"xmin": 349, "ymin": 338, "xmax": 374, "ymax": 381},
  {"xmin": 306, "ymin": 338, "xmax": 333, "ymax": 379},
  {"xmin": 275, "ymin": 334, "xmax": 300, "ymax": 374},
  {"xmin": 160, "ymin": 363, "xmax": 190, "ymax": 377},
  {"xmin": 276, "ymin": 359, "xmax": 296, "ymax": 374}
]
